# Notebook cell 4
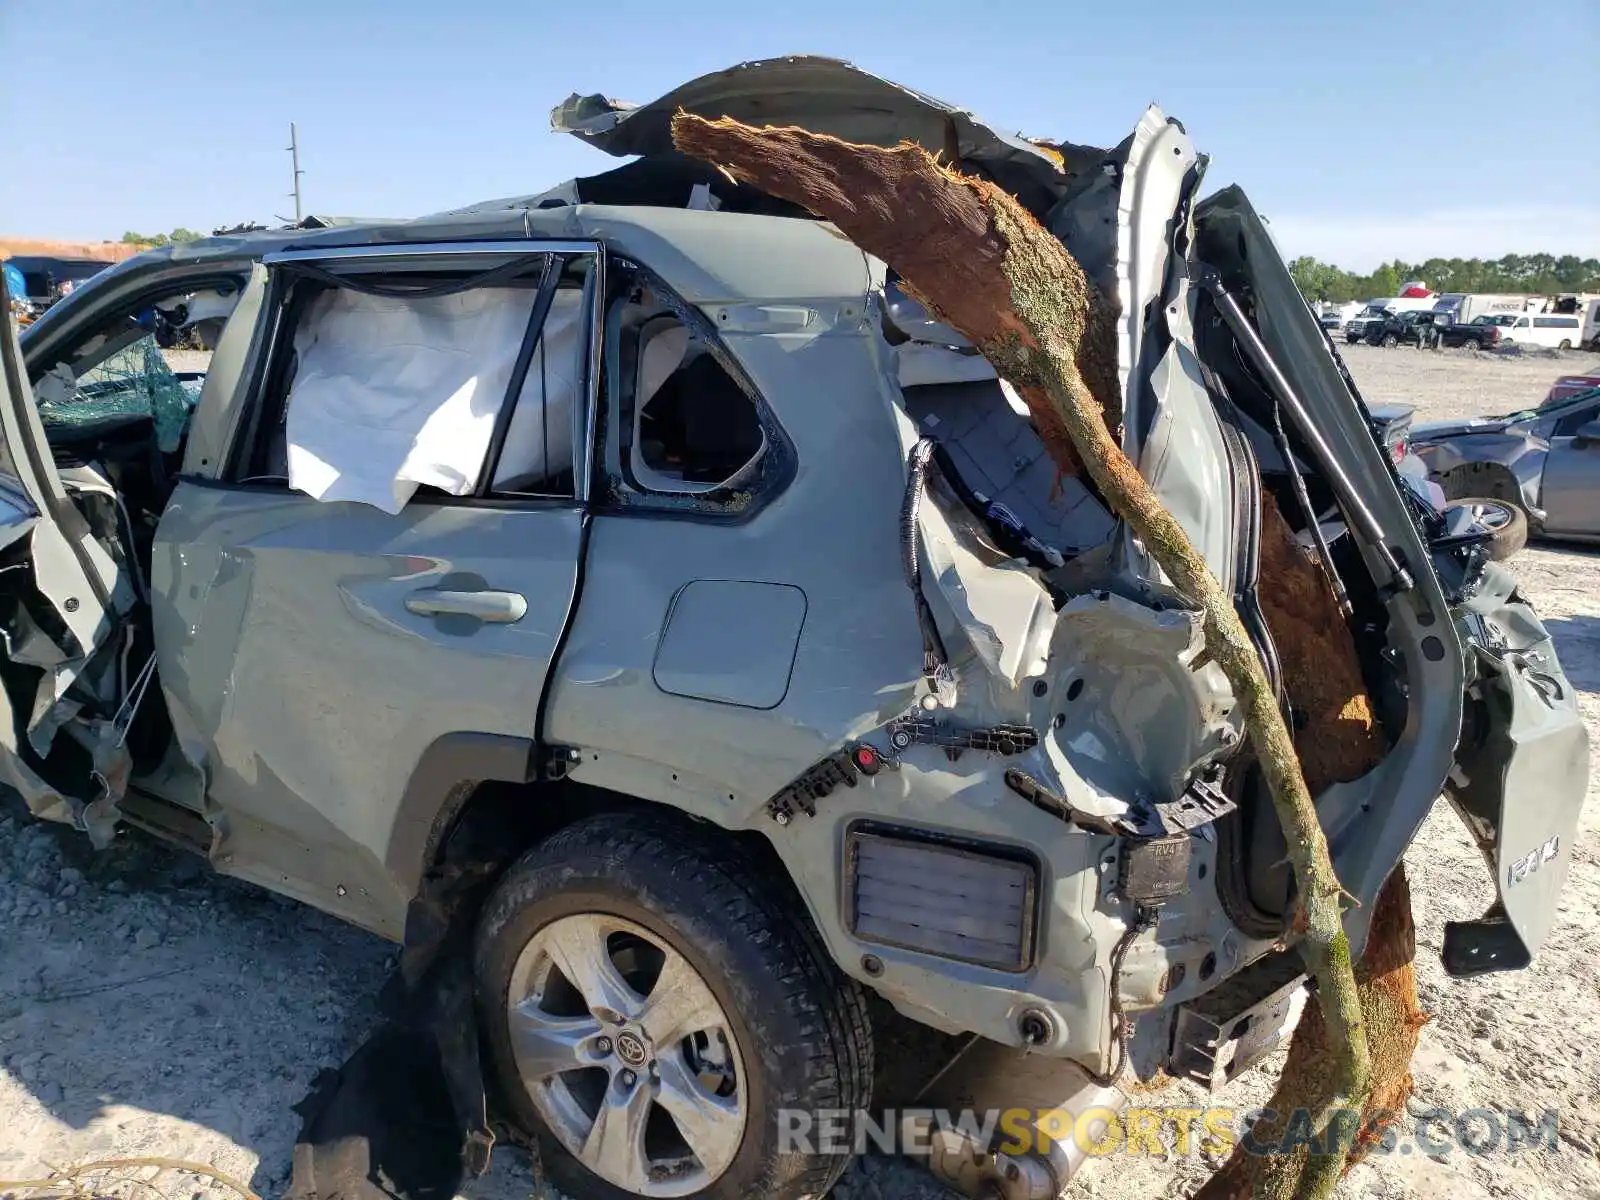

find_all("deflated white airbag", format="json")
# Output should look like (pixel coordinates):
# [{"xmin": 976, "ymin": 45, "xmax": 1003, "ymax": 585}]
[{"xmin": 286, "ymin": 287, "xmax": 556, "ymax": 513}]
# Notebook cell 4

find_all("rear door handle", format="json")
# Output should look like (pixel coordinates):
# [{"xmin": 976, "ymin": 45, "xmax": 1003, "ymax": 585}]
[{"xmin": 405, "ymin": 589, "xmax": 527, "ymax": 624}]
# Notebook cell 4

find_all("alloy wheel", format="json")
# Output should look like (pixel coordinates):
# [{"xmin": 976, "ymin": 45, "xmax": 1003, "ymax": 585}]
[
  {"xmin": 506, "ymin": 912, "xmax": 747, "ymax": 1196},
  {"xmin": 1465, "ymin": 500, "xmax": 1514, "ymax": 531}
]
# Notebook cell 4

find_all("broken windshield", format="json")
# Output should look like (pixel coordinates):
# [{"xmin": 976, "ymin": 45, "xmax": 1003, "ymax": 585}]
[
  {"xmin": 36, "ymin": 334, "xmax": 198, "ymax": 453},
  {"xmin": 1496, "ymin": 387, "xmax": 1600, "ymax": 423}
]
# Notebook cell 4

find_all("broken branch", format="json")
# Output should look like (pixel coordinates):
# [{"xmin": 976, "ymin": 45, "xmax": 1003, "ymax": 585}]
[{"xmin": 0, "ymin": 1156, "xmax": 262, "ymax": 1200}]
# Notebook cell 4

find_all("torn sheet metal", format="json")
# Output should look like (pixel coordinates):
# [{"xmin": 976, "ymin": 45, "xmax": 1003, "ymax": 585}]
[
  {"xmin": 0, "ymin": 649, "xmax": 128, "ymax": 846},
  {"xmin": 552, "ymin": 56, "xmax": 1107, "ymax": 218},
  {"xmin": 0, "ymin": 664, "xmax": 80, "ymax": 827}
]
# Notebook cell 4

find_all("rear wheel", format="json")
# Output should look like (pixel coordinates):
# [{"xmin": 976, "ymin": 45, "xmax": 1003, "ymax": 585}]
[
  {"xmin": 1452, "ymin": 497, "xmax": 1529, "ymax": 561},
  {"xmin": 1464, "ymin": 338, "xmax": 1482, "ymax": 352},
  {"xmin": 1558, "ymin": 339, "xmax": 1573, "ymax": 352},
  {"xmin": 1382, "ymin": 333, "xmax": 1399, "ymax": 348},
  {"xmin": 475, "ymin": 814, "xmax": 872, "ymax": 1200}
]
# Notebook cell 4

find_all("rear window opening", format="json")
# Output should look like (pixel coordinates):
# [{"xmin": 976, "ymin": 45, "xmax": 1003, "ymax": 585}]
[
  {"xmin": 604, "ymin": 274, "xmax": 778, "ymax": 510},
  {"xmin": 631, "ymin": 318, "xmax": 763, "ymax": 492}
]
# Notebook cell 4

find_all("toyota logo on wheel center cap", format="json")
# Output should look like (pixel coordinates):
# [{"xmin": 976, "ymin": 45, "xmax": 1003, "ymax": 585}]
[{"xmin": 615, "ymin": 1031, "xmax": 649, "ymax": 1066}]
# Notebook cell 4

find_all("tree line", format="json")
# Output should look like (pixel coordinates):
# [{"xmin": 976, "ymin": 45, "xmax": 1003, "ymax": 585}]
[
  {"xmin": 1288, "ymin": 254, "xmax": 1600, "ymax": 303},
  {"xmin": 120, "ymin": 229, "xmax": 204, "ymax": 248}
]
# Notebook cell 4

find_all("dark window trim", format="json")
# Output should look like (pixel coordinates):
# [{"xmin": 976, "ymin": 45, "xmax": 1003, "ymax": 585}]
[
  {"xmin": 1554, "ymin": 402, "xmax": 1600, "ymax": 437},
  {"xmin": 591, "ymin": 257, "xmax": 795, "ymax": 525},
  {"xmin": 473, "ymin": 254, "xmax": 563, "ymax": 497}
]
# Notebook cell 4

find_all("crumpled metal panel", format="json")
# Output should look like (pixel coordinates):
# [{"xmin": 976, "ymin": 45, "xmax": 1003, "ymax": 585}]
[
  {"xmin": 550, "ymin": 56, "xmax": 1104, "ymax": 217},
  {"xmin": 1447, "ymin": 561, "xmax": 1590, "ymax": 962}
]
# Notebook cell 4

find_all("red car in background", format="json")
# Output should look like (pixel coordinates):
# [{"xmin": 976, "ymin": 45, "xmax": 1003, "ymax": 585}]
[{"xmin": 1545, "ymin": 373, "xmax": 1600, "ymax": 404}]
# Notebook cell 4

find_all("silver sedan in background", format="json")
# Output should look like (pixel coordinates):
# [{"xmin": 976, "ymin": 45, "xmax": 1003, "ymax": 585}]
[{"xmin": 1408, "ymin": 384, "xmax": 1600, "ymax": 553}]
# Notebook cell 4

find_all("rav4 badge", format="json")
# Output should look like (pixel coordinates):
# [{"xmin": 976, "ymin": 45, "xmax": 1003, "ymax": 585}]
[{"xmin": 1507, "ymin": 835, "xmax": 1561, "ymax": 887}]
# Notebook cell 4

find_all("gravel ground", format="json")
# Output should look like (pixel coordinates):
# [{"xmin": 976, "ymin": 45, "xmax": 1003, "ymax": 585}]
[
  {"xmin": 160, "ymin": 349, "xmax": 213, "ymax": 376},
  {"xmin": 2, "ymin": 345, "xmax": 1598, "ymax": 1200}
]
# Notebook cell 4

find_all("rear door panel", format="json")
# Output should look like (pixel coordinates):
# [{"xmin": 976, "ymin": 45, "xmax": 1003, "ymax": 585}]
[{"xmin": 152, "ymin": 489, "xmax": 582, "ymax": 935}]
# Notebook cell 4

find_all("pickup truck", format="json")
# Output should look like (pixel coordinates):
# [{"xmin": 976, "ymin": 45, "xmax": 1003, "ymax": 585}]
[
  {"xmin": 1439, "ymin": 314, "xmax": 1517, "ymax": 350},
  {"xmin": 1363, "ymin": 309, "xmax": 1442, "ymax": 348},
  {"xmin": 1343, "ymin": 304, "xmax": 1393, "ymax": 342}
]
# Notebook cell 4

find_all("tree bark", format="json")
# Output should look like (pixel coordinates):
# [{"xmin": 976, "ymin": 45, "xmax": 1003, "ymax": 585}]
[
  {"xmin": 671, "ymin": 116, "xmax": 1373, "ymax": 1198},
  {"xmin": 1194, "ymin": 867, "xmax": 1424, "ymax": 1199},
  {"xmin": 1192, "ymin": 497, "xmax": 1426, "ymax": 1199}
]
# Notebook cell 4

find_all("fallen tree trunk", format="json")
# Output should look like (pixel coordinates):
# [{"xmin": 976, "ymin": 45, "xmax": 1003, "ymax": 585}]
[
  {"xmin": 1192, "ymin": 497, "xmax": 1426, "ymax": 1199},
  {"xmin": 1195, "ymin": 867, "xmax": 1423, "ymax": 1199},
  {"xmin": 671, "ymin": 116, "xmax": 1371, "ymax": 1198}
]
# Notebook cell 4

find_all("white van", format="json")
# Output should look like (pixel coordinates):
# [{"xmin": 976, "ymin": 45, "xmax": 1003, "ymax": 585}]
[{"xmin": 1501, "ymin": 312, "xmax": 1584, "ymax": 350}]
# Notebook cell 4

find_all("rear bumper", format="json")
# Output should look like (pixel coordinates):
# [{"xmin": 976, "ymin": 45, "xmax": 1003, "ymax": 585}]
[{"xmin": 1443, "ymin": 562, "xmax": 1590, "ymax": 974}]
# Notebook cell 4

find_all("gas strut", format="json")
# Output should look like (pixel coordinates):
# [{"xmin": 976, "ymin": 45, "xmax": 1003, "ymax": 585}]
[{"xmin": 1193, "ymin": 263, "xmax": 1415, "ymax": 597}]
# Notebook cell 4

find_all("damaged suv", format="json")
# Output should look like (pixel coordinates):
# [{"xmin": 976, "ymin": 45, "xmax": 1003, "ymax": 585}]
[{"xmin": 4, "ymin": 57, "xmax": 1589, "ymax": 1200}]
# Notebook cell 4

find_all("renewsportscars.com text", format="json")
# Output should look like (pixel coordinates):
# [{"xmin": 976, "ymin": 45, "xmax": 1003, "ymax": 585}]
[{"xmin": 777, "ymin": 1105, "xmax": 1565, "ymax": 1159}]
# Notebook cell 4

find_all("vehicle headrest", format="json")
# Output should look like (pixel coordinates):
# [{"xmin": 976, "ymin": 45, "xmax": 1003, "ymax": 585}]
[{"xmin": 638, "ymin": 319, "xmax": 691, "ymax": 406}]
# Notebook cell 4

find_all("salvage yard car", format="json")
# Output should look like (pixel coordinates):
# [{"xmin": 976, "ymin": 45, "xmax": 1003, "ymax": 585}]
[
  {"xmin": 3, "ymin": 254, "xmax": 112, "ymax": 319},
  {"xmin": 1438, "ymin": 312, "xmax": 1518, "ymax": 351},
  {"xmin": 1364, "ymin": 308, "xmax": 1442, "ymax": 349},
  {"xmin": 1409, "ymin": 383, "xmax": 1600, "ymax": 547},
  {"xmin": 3, "ymin": 57, "xmax": 1590, "ymax": 1200}
]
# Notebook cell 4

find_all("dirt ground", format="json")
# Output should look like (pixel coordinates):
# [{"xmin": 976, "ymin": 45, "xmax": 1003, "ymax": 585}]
[
  {"xmin": 0, "ymin": 239, "xmax": 140, "ymax": 265},
  {"xmin": 1, "ymin": 346, "xmax": 1597, "ymax": 1200}
]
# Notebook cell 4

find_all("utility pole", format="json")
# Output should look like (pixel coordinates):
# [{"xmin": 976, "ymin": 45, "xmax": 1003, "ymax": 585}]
[{"xmin": 287, "ymin": 122, "xmax": 304, "ymax": 225}]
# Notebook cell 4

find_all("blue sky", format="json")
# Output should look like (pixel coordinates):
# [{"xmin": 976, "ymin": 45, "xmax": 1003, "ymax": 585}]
[{"xmin": 3, "ymin": 0, "xmax": 1595, "ymax": 269}]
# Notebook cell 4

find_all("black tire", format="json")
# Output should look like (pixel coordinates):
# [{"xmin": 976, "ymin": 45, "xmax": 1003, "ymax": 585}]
[
  {"xmin": 475, "ymin": 814, "xmax": 873, "ymax": 1200},
  {"xmin": 1558, "ymin": 339, "xmax": 1573, "ymax": 352},
  {"xmin": 1465, "ymin": 338, "xmax": 1482, "ymax": 352},
  {"xmin": 1453, "ymin": 496, "xmax": 1529, "ymax": 561},
  {"xmin": 1381, "ymin": 333, "xmax": 1399, "ymax": 348}
]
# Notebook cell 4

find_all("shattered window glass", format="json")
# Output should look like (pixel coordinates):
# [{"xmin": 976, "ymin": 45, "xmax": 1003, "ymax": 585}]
[{"xmin": 37, "ymin": 335, "xmax": 198, "ymax": 453}]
